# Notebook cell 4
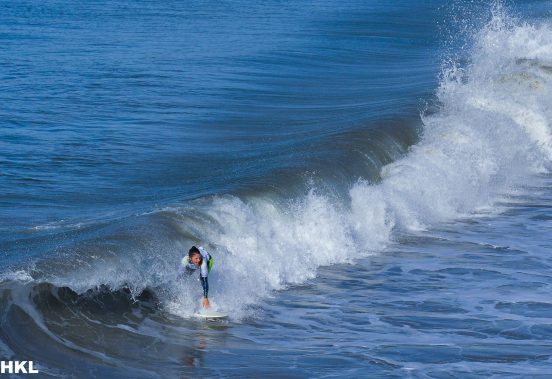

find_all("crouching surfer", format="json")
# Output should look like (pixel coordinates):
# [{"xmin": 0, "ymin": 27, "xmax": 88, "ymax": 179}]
[{"xmin": 182, "ymin": 246, "xmax": 213, "ymax": 308}]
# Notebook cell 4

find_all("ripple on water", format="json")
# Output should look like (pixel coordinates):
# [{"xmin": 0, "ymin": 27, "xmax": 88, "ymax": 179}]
[{"xmin": 495, "ymin": 301, "xmax": 552, "ymax": 318}]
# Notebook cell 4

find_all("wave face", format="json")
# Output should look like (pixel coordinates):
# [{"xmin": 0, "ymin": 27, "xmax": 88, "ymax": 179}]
[
  {"xmin": 0, "ymin": 0, "xmax": 437, "ymax": 233},
  {"xmin": 1, "ymin": 2, "xmax": 552, "ymax": 378}
]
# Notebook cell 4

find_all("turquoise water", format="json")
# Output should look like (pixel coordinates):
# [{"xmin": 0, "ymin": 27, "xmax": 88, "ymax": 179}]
[{"xmin": 1, "ymin": 1, "xmax": 552, "ymax": 377}]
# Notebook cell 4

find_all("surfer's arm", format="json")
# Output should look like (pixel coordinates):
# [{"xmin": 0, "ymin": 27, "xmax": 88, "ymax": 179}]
[
  {"xmin": 201, "ymin": 279, "xmax": 210, "ymax": 308},
  {"xmin": 199, "ymin": 276, "xmax": 209, "ymax": 298},
  {"xmin": 199, "ymin": 258, "xmax": 209, "ymax": 298},
  {"xmin": 199, "ymin": 252, "xmax": 210, "ymax": 307}
]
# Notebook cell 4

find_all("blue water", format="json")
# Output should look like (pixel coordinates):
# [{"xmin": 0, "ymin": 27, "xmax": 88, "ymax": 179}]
[
  {"xmin": 1, "ymin": 0, "xmax": 439, "ymax": 227},
  {"xmin": 1, "ymin": 1, "xmax": 552, "ymax": 378}
]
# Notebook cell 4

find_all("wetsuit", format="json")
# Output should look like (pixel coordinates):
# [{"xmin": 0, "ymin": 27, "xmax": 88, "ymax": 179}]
[{"xmin": 182, "ymin": 246, "xmax": 213, "ymax": 298}]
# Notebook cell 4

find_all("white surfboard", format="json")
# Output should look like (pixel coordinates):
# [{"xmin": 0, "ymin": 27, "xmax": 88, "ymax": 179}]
[{"xmin": 194, "ymin": 309, "xmax": 228, "ymax": 319}]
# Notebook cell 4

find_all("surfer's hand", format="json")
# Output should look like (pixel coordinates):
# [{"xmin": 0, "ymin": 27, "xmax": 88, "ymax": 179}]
[{"xmin": 202, "ymin": 298, "xmax": 210, "ymax": 308}]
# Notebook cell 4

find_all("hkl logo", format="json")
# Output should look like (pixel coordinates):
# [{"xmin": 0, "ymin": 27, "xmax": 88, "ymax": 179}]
[{"xmin": 0, "ymin": 361, "xmax": 39, "ymax": 374}]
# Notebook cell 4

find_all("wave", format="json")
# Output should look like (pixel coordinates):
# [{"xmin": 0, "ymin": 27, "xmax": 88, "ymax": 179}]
[
  {"xmin": 3, "ymin": 5, "xmax": 552, "ymax": 323},
  {"xmin": 0, "ymin": 280, "xmax": 168, "ymax": 376}
]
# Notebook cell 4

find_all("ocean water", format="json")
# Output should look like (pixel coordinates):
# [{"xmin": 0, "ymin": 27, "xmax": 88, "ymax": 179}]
[{"xmin": 1, "ymin": 0, "xmax": 552, "ymax": 377}]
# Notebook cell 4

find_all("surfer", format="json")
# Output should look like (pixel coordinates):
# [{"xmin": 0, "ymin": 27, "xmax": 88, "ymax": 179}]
[{"xmin": 182, "ymin": 246, "xmax": 213, "ymax": 308}]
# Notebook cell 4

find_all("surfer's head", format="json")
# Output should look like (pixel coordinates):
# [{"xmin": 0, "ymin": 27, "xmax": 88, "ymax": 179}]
[{"xmin": 188, "ymin": 246, "xmax": 202, "ymax": 265}]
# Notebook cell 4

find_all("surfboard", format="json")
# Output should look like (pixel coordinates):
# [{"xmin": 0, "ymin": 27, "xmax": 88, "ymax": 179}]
[{"xmin": 194, "ymin": 309, "xmax": 228, "ymax": 319}]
